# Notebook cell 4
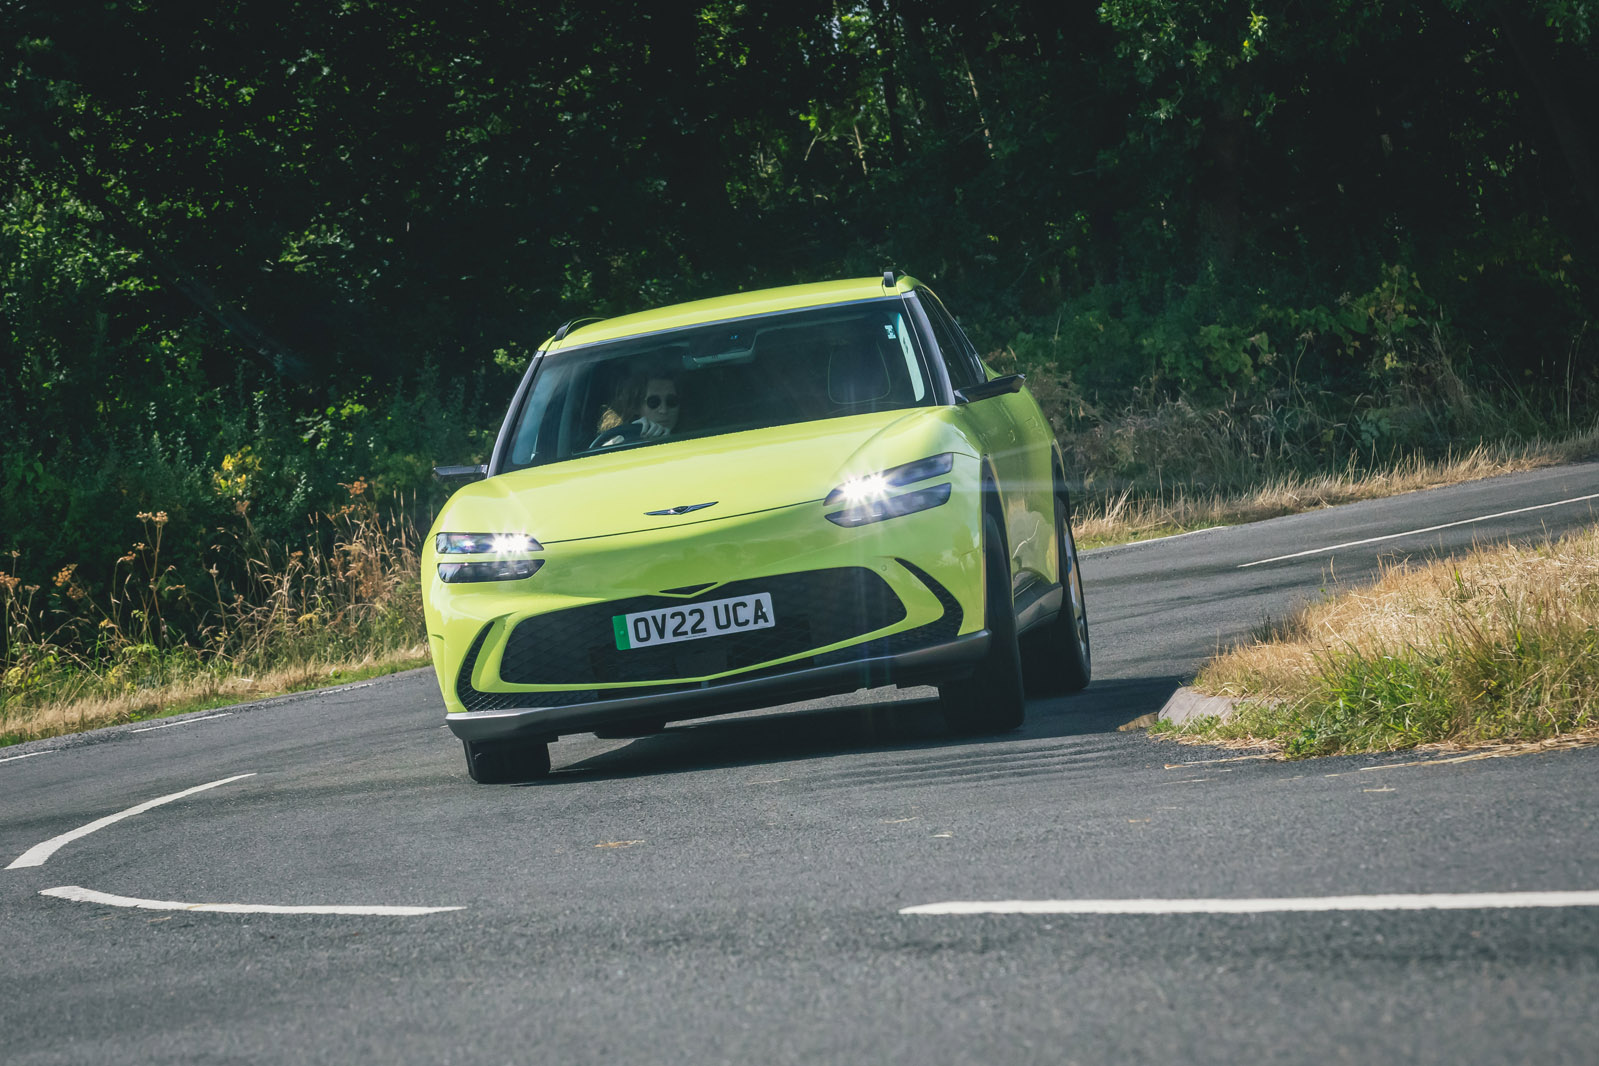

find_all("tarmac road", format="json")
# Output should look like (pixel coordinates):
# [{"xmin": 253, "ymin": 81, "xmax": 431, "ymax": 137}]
[{"xmin": 3, "ymin": 462, "xmax": 1598, "ymax": 1065}]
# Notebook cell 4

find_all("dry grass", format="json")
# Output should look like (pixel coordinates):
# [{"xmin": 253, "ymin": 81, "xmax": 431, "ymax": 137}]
[
  {"xmin": 1075, "ymin": 427, "xmax": 1599, "ymax": 548},
  {"xmin": 8, "ymin": 645, "xmax": 431, "ymax": 744},
  {"xmin": 1, "ymin": 488, "xmax": 426, "ymax": 746},
  {"xmin": 1168, "ymin": 522, "xmax": 1599, "ymax": 756},
  {"xmin": 9, "ymin": 407, "xmax": 1599, "ymax": 748}
]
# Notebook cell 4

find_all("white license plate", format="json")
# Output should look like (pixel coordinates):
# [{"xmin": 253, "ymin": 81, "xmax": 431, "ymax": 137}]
[{"xmin": 613, "ymin": 592, "xmax": 775, "ymax": 650}]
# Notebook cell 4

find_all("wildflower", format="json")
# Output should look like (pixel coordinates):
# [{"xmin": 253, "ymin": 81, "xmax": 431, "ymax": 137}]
[
  {"xmin": 53, "ymin": 565, "xmax": 77, "ymax": 588},
  {"xmin": 0, "ymin": 572, "xmax": 19, "ymax": 597}
]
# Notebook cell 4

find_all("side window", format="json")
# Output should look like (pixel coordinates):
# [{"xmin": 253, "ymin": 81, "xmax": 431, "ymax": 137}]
[{"xmin": 919, "ymin": 293, "xmax": 981, "ymax": 390}]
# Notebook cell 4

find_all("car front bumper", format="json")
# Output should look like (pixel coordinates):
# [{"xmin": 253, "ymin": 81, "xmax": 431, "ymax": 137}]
[
  {"xmin": 444, "ymin": 628, "xmax": 989, "ymax": 742},
  {"xmin": 423, "ymin": 475, "xmax": 987, "ymax": 739}
]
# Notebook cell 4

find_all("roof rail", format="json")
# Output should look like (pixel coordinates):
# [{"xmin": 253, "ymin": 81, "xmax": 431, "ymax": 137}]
[
  {"xmin": 553, "ymin": 317, "xmax": 604, "ymax": 341},
  {"xmin": 882, "ymin": 270, "xmax": 897, "ymax": 288}
]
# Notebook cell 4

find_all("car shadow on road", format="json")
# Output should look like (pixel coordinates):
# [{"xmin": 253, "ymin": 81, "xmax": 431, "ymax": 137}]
[{"xmin": 544, "ymin": 674, "xmax": 1187, "ymax": 783}]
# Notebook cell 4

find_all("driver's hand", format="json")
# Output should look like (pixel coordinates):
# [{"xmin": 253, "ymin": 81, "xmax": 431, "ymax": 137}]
[{"xmin": 634, "ymin": 417, "xmax": 668, "ymax": 439}]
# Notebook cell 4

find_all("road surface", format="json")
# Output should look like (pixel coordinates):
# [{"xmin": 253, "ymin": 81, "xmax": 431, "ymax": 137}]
[{"xmin": 4, "ymin": 461, "xmax": 1598, "ymax": 1064}]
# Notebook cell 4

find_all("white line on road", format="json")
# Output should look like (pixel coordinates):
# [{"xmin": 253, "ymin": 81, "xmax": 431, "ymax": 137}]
[
  {"xmin": 5, "ymin": 774, "xmax": 256, "ymax": 870},
  {"xmin": 1238, "ymin": 492, "xmax": 1599, "ymax": 568},
  {"xmin": 41, "ymin": 885, "xmax": 462, "ymax": 916},
  {"xmin": 128, "ymin": 713, "xmax": 232, "ymax": 733},
  {"xmin": 901, "ymin": 890, "xmax": 1599, "ymax": 915},
  {"xmin": 0, "ymin": 750, "xmax": 58, "ymax": 765},
  {"xmin": 1083, "ymin": 524, "xmax": 1231, "ymax": 555}
]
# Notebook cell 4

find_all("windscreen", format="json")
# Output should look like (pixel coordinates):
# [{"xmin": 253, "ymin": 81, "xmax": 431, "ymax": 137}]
[{"xmin": 503, "ymin": 299, "xmax": 933, "ymax": 471}]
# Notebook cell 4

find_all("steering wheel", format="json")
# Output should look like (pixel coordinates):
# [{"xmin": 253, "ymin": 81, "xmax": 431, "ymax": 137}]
[{"xmin": 588, "ymin": 424, "xmax": 639, "ymax": 450}]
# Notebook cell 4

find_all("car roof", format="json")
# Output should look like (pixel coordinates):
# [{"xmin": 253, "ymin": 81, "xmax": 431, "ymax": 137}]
[{"xmin": 544, "ymin": 276, "xmax": 922, "ymax": 351}]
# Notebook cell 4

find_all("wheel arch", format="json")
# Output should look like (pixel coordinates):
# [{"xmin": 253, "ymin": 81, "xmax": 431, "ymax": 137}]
[
  {"xmin": 1049, "ymin": 444, "xmax": 1074, "ymax": 520},
  {"xmin": 977, "ymin": 456, "xmax": 1008, "ymax": 559}
]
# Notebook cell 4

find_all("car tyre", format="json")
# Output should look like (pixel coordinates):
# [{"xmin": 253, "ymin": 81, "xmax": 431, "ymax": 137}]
[
  {"xmin": 939, "ymin": 514, "xmax": 1026, "ymax": 734},
  {"xmin": 463, "ymin": 738, "xmax": 552, "ymax": 784},
  {"xmin": 1022, "ymin": 491, "xmax": 1092, "ymax": 695}
]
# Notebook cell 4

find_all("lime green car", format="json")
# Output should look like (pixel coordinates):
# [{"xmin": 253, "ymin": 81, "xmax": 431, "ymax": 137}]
[{"xmin": 424, "ymin": 274, "xmax": 1090, "ymax": 782}]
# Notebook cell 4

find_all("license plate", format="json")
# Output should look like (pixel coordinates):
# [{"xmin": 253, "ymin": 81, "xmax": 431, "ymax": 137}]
[{"xmin": 613, "ymin": 592, "xmax": 775, "ymax": 650}]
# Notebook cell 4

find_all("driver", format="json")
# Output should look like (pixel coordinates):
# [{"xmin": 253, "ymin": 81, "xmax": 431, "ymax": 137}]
[{"xmin": 594, "ymin": 369, "xmax": 681, "ymax": 447}]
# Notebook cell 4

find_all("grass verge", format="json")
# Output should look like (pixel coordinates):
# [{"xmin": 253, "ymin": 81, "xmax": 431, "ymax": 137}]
[
  {"xmin": 6, "ymin": 418, "xmax": 1597, "ymax": 748},
  {"xmin": 1, "ymin": 492, "xmax": 428, "ymax": 748},
  {"xmin": 1157, "ymin": 523, "xmax": 1599, "ymax": 757},
  {"xmin": 1074, "ymin": 426, "xmax": 1599, "ymax": 549},
  {"xmin": 0, "ymin": 647, "xmax": 431, "ymax": 747}
]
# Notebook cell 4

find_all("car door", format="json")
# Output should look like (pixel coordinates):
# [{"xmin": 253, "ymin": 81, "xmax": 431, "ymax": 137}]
[
  {"xmin": 951, "ymin": 304, "xmax": 1054, "ymax": 593},
  {"xmin": 915, "ymin": 291, "xmax": 1047, "ymax": 591}
]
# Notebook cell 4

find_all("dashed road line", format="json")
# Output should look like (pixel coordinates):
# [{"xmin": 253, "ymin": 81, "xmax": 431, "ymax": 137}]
[
  {"xmin": 129, "ymin": 713, "xmax": 232, "ymax": 733},
  {"xmin": 1083, "ymin": 524, "xmax": 1231, "ymax": 555},
  {"xmin": 901, "ymin": 890, "xmax": 1599, "ymax": 915},
  {"xmin": 1238, "ymin": 492, "xmax": 1599, "ymax": 568},
  {"xmin": 0, "ymin": 750, "xmax": 58, "ymax": 765}
]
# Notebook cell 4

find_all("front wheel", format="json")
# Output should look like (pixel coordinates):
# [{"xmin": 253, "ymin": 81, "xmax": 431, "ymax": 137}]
[
  {"xmin": 1022, "ymin": 491, "xmax": 1091, "ymax": 695},
  {"xmin": 939, "ymin": 514, "xmax": 1026, "ymax": 734},
  {"xmin": 463, "ymin": 738, "xmax": 551, "ymax": 784}
]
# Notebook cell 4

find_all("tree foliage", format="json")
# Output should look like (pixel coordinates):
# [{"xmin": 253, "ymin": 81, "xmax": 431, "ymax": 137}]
[{"xmin": 2, "ymin": 0, "xmax": 1597, "ymax": 620}]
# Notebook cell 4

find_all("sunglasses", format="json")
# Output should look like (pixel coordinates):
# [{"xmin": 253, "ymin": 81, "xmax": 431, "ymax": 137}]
[{"xmin": 645, "ymin": 394, "xmax": 680, "ymax": 410}]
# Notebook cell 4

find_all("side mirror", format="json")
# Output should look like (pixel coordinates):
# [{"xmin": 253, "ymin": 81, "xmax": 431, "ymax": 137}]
[
  {"xmin": 954, "ymin": 373, "xmax": 1026, "ymax": 405},
  {"xmin": 432, "ymin": 464, "xmax": 488, "ymax": 482}
]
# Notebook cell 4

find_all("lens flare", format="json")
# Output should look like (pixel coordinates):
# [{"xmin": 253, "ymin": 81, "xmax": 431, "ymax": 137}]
[
  {"xmin": 490, "ymin": 533, "xmax": 533, "ymax": 554},
  {"xmin": 839, "ymin": 474, "xmax": 889, "ymax": 504}
]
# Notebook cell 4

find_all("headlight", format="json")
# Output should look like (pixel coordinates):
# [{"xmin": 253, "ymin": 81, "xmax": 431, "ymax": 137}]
[
  {"xmin": 436, "ymin": 532, "xmax": 542, "ymax": 554},
  {"xmin": 825, "ymin": 453, "xmax": 954, "ymax": 526},
  {"xmin": 437, "ymin": 559, "xmax": 543, "ymax": 583},
  {"xmin": 434, "ymin": 531, "xmax": 543, "ymax": 582}
]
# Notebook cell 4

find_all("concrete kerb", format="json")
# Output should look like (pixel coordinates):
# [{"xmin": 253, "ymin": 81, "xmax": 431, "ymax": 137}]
[{"xmin": 1157, "ymin": 687, "xmax": 1242, "ymax": 726}]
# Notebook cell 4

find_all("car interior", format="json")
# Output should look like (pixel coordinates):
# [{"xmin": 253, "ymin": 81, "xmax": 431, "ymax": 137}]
[{"xmin": 506, "ymin": 304, "xmax": 935, "ymax": 470}]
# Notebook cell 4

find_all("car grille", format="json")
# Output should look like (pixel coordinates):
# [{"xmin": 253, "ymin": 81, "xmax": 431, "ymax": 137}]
[
  {"xmin": 454, "ymin": 561, "xmax": 962, "ymax": 711},
  {"xmin": 499, "ymin": 567, "xmax": 906, "ymax": 685}
]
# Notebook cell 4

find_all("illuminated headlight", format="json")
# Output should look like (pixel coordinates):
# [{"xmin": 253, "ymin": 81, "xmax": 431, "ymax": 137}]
[
  {"xmin": 826, "ymin": 484, "xmax": 951, "ymax": 527},
  {"xmin": 435, "ymin": 532, "xmax": 542, "ymax": 554},
  {"xmin": 434, "ymin": 531, "xmax": 543, "ymax": 582},
  {"xmin": 833, "ymin": 473, "xmax": 889, "ymax": 505},
  {"xmin": 437, "ymin": 559, "xmax": 543, "ymax": 583},
  {"xmin": 825, "ymin": 453, "xmax": 954, "ymax": 526}
]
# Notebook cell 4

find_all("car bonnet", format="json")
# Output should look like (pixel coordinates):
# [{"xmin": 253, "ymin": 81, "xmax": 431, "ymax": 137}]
[{"xmin": 439, "ymin": 408, "xmax": 967, "ymax": 544}]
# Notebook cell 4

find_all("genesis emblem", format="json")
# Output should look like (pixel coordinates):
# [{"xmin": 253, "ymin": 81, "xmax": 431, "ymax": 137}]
[{"xmin": 645, "ymin": 501, "xmax": 718, "ymax": 516}]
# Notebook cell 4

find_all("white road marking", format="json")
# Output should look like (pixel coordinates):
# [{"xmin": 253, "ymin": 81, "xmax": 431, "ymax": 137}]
[
  {"xmin": 41, "ymin": 885, "xmax": 461, "ymax": 916},
  {"xmin": 6, "ymin": 774, "xmax": 255, "ymax": 870},
  {"xmin": 1238, "ymin": 492, "xmax": 1599, "ymax": 567},
  {"xmin": 1083, "ymin": 524, "xmax": 1230, "ymax": 556},
  {"xmin": 901, "ymin": 890, "xmax": 1599, "ymax": 915},
  {"xmin": 0, "ymin": 750, "xmax": 58, "ymax": 765},
  {"xmin": 128, "ymin": 713, "xmax": 232, "ymax": 733}
]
